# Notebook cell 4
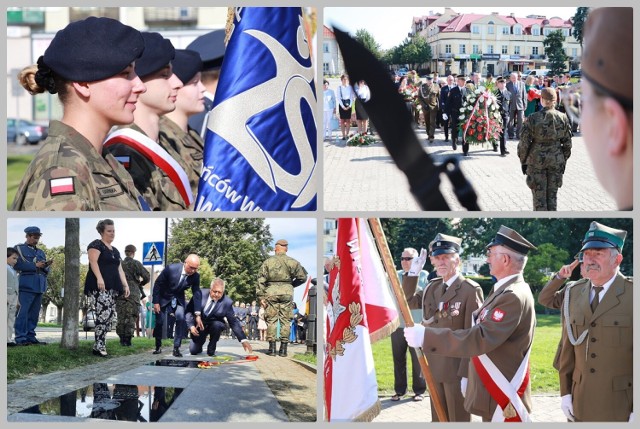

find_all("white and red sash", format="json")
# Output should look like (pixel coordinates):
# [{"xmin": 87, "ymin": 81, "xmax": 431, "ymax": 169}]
[
  {"xmin": 471, "ymin": 313, "xmax": 531, "ymax": 422},
  {"xmin": 104, "ymin": 128, "xmax": 193, "ymax": 206}
]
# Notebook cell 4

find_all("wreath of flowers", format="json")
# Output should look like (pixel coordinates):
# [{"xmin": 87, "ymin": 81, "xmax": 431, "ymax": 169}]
[
  {"xmin": 458, "ymin": 86, "xmax": 503, "ymax": 145},
  {"xmin": 346, "ymin": 132, "xmax": 376, "ymax": 146},
  {"xmin": 400, "ymin": 84, "xmax": 418, "ymax": 102}
]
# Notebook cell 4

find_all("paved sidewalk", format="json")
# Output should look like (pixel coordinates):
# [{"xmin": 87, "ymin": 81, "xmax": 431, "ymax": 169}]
[
  {"xmin": 324, "ymin": 126, "xmax": 616, "ymax": 212},
  {"xmin": 373, "ymin": 393, "xmax": 566, "ymax": 422},
  {"xmin": 7, "ymin": 338, "xmax": 316, "ymax": 422}
]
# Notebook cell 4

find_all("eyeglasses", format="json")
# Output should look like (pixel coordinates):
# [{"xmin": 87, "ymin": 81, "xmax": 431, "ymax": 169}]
[
  {"xmin": 400, "ymin": 257, "xmax": 414, "ymax": 261},
  {"xmin": 485, "ymin": 249, "xmax": 508, "ymax": 258},
  {"xmin": 186, "ymin": 264, "xmax": 199, "ymax": 271}
]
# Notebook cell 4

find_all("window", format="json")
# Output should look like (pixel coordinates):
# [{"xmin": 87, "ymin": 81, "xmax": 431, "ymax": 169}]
[
  {"xmin": 514, "ymin": 46, "xmax": 521, "ymax": 55},
  {"xmin": 514, "ymin": 26, "xmax": 522, "ymax": 35},
  {"xmin": 445, "ymin": 44, "xmax": 452, "ymax": 54},
  {"xmin": 323, "ymin": 63, "xmax": 330, "ymax": 74},
  {"xmin": 572, "ymin": 48, "xmax": 578, "ymax": 57},
  {"xmin": 488, "ymin": 25, "xmax": 494, "ymax": 34},
  {"xmin": 532, "ymin": 46, "xmax": 539, "ymax": 55},
  {"xmin": 473, "ymin": 44, "xmax": 480, "ymax": 54},
  {"xmin": 502, "ymin": 26, "xmax": 510, "ymax": 35},
  {"xmin": 502, "ymin": 45, "xmax": 508, "ymax": 54},
  {"xmin": 532, "ymin": 27, "xmax": 540, "ymax": 36},
  {"xmin": 472, "ymin": 25, "xmax": 480, "ymax": 34},
  {"xmin": 459, "ymin": 44, "xmax": 466, "ymax": 54},
  {"xmin": 563, "ymin": 29, "xmax": 569, "ymax": 37},
  {"xmin": 323, "ymin": 42, "xmax": 329, "ymax": 53},
  {"xmin": 487, "ymin": 45, "xmax": 494, "ymax": 54}
]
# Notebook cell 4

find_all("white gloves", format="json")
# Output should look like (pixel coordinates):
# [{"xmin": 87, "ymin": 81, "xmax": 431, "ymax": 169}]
[
  {"xmin": 408, "ymin": 248, "xmax": 427, "ymax": 276},
  {"xmin": 403, "ymin": 325, "xmax": 425, "ymax": 348},
  {"xmin": 460, "ymin": 377, "xmax": 468, "ymax": 398},
  {"xmin": 561, "ymin": 394, "xmax": 575, "ymax": 422},
  {"xmin": 442, "ymin": 113, "xmax": 448, "ymax": 121}
]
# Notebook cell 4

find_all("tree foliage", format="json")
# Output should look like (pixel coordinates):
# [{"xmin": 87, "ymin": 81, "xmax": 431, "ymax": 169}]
[
  {"xmin": 355, "ymin": 28, "xmax": 382, "ymax": 59},
  {"xmin": 166, "ymin": 219, "xmax": 273, "ymax": 302},
  {"xmin": 543, "ymin": 30, "xmax": 569, "ymax": 75},
  {"xmin": 386, "ymin": 36, "xmax": 432, "ymax": 69},
  {"xmin": 571, "ymin": 7, "xmax": 590, "ymax": 48}
]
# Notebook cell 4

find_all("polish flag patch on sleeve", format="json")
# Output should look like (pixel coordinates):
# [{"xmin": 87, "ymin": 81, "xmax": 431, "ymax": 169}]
[
  {"xmin": 491, "ymin": 308, "xmax": 505, "ymax": 322},
  {"xmin": 115, "ymin": 156, "xmax": 131, "ymax": 169},
  {"xmin": 49, "ymin": 177, "xmax": 75, "ymax": 196}
]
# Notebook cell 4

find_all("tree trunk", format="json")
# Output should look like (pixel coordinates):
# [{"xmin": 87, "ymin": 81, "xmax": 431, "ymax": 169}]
[
  {"xmin": 56, "ymin": 304, "xmax": 64, "ymax": 325},
  {"xmin": 61, "ymin": 218, "xmax": 80, "ymax": 349}
]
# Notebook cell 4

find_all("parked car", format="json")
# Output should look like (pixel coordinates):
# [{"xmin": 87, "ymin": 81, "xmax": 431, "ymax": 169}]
[
  {"xmin": 569, "ymin": 69, "xmax": 582, "ymax": 78},
  {"xmin": 521, "ymin": 69, "xmax": 549, "ymax": 80},
  {"xmin": 7, "ymin": 118, "xmax": 48, "ymax": 145}
]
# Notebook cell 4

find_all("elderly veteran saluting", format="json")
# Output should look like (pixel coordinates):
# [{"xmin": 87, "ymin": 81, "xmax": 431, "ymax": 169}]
[
  {"xmin": 558, "ymin": 222, "xmax": 632, "ymax": 422},
  {"xmin": 403, "ymin": 234, "xmax": 484, "ymax": 421},
  {"xmin": 405, "ymin": 226, "xmax": 537, "ymax": 422}
]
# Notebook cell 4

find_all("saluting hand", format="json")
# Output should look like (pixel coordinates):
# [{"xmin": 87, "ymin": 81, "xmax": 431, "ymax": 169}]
[
  {"xmin": 408, "ymin": 248, "xmax": 427, "ymax": 276},
  {"xmin": 558, "ymin": 259, "xmax": 580, "ymax": 279}
]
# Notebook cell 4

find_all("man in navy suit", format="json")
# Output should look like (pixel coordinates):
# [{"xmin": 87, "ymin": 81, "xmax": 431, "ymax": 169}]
[
  {"xmin": 445, "ymin": 75, "xmax": 467, "ymax": 154},
  {"xmin": 152, "ymin": 254, "xmax": 203, "ymax": 357},
  {"xmin": 439, "ymin": 75, "xmax": 454, "ymax": 142},
  {"xmin": 185, "ymin": 278, "xmax": 253, "ymax": 356}
]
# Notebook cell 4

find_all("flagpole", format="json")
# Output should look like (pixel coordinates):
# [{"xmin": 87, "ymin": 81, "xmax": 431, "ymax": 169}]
[{"xmin": 367, "ymin": 218, "xmax": 449, "ymax": 422}]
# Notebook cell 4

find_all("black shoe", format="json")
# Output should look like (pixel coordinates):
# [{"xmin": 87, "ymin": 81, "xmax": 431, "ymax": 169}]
[
  {"xmin": 92, "ymin": 349, "xmax": 108, "ymax": 357},
  {"xmin": 266, "ymin": 341, "xmax": 277, "ymax": 356},
  {"xmin": 492, "ymin": 144, "xmax": 498, "ymax": 152},
  {"xmin": 207, "ymin": 350, "xmax": 216, "ymax": 357},
  {"xmin": 29, "ymin": 339, "xmax": 47, "ymax": 345},
  {"xmin": 152, "ymin": 347, "xmax": 162, "ymax": 355},
  {"xmin": 504, "ymin": 150, "xmax": 510, "ymax": 155},
  {"xmin": 7, "ymin": 342, "xmax": 16, "ymax": 347},
  {"xmin": 125, "ymin": 336, "xmax": 132, "ymax": 347},
  {"xmin": 119, "ymin": 335, "xmax": 125, "ymax": 346},
  {"xmin": 278, "ymin": 342, "xmax": 288, "ymax": 357},
  {"xmin": 444, "ymin": 138, "xmax": 449, "ymax": 142},
  {"xmin": 452, "ymin": 140, "xmax": 457, "ymax": 151},
  {"xmin": 15, "ymin": 341, "xmax": 30, "ymax": 347},
  {"xmin": 172, "ymin": 347, "xmax": 183, "ymax": 358}
]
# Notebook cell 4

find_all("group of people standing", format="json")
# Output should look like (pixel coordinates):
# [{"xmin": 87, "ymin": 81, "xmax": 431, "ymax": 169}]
[
  {"xmin": 396, "ymin": 220, "xmax": 631, "ymax": 422},
  {"xmin": 323, "ymin": 75, "xmax": 371, "ymax": 141},
  {"xmin": 11, "ymin": 16, "xmax": 225, "ymax": 211}
]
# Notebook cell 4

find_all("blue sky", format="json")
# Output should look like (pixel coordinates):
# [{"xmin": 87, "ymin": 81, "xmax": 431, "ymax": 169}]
[{"xmin": 6, "ymin": 217, "xmax": 317, "ymax": 309}]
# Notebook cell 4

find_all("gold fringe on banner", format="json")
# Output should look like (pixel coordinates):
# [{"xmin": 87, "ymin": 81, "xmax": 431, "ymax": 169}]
[
  {"xmin": 225, "ymin": 7, "xmax": 235, "ymax": 46},
  {"xmin": 369, "ymin": 318, "xmax": 399, "ymax": 344}
]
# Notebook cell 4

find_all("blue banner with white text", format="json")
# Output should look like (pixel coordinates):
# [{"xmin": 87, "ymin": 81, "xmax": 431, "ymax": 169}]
[{"xmin": 195, "ymin": 7, "xmax": 317, "ymax": 211}]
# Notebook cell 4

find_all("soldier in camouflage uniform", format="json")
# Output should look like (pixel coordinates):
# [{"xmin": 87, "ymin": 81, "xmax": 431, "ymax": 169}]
[
  {"xmin": 10, "ymin": 17, "xmax": 147, "ymax": 211},
  {"xmin": 257, "ymin": 239, "xmax": 308, "ymax": 357},
  {"xmin": 418, "ymin": 75, "xmax": 441, "ymax": 142},
  {"xmin": 116, "ymin": 245, "xmax": 150, "ymax": 346},
  {"xmin": 159, "ymin": 49, "xmax": 207, "ymax": 199},
  {"xmin": 518, "ymin": 87, "xmax": 572, "ymax": 211},
  {"xmin": 103, "ymin": 33, "xmax": 193, "ymax": 211}
]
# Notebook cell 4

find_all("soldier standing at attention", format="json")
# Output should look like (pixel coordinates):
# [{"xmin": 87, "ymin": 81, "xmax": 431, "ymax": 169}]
[
  {"xmin": 403, "ymin": 234, "xmax": 483, "ymax": 421},
  {"xmin": 405, "ymin": 226, "xmax": 537, "ymax": 422},
  {"xmin": 518, "ymin": 87, "xmax": 572, "ymax": 211},
  {"xmin": 257, "ymin": 239, "xmax": 308, "ymax": 357},
  {"xmin": 117, "ymin": 245, "xmax": 150, "ymax": 346},
  {"xmin": 558, "ymin": 222, "xmax": 632, "ymax": 422},
  {"xmin": 11, "ymin": 17, "xmax": 148, "ymax": 211},
  {"xmin": 418, "ymin": 75, "xmax": 440, "ymax": 143}
]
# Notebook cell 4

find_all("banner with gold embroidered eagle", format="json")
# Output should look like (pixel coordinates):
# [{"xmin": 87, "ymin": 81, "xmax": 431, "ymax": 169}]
[{"xmin": 324, "ymin": 218, "xmax": 399, "ymax": 421}]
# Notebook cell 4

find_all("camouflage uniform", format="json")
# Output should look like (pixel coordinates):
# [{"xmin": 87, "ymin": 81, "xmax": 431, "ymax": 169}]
[
  {"xmin": 518, "ymin": 106, "xmax": 572, "ymax": 210},
  {"xmin": 418, "ymin": 81, "xmax": 440, "ymax": 140},
  {"xmin": 103, "ymin": 124, "xmax": 191, "ymax": 211},
  {"xmin": 257, "ymin": 253, "xmax": 308, "ymax": 342},
  {"xmin": 116, "ymin": 256, "xmax": 150, "ymax": 340},
  {"xmin": 11, "ymin": 121, "xmax": 145, "ymax": 211},
  {"xmin": 159, "ymin": 116, "xmax": 204, "ymax": 199}
]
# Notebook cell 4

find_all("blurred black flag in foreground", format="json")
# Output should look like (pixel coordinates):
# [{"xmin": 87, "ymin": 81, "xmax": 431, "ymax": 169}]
[{"xmin": 333, "ymin": 27, "xmax": 480, "ymax": 211}]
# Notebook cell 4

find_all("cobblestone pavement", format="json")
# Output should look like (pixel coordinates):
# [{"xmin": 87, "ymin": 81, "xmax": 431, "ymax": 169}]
[
  {"xmin": 373, "ymin": 393, "xmax": 566, "ymax": 422},
  {"xmin": 323, "ymin": 79, "xmax": 616, "ymax": 212}
]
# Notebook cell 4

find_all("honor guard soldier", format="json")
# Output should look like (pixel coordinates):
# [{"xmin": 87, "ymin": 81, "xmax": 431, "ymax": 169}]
[
  {"xmin": 403, "ymin": 234, "xmax": 484, "ymax": 421},
  {"xmin": 11, "ymin": 17, "xmax": 148, "ymax": 211},
  {"xmin": 257, "ymin": 239, "xmax": 308, "ymax": 357},
  {"xmin": 405, "ymin": 226, "xmax": 537, "ymax": 422},
  {"xmin": 117, "ymin": 245, "xmax": 150, "ymax": 346},
  {"xmin": 558, "ymin": 222, "xmax": 632, "ymax": 422}
]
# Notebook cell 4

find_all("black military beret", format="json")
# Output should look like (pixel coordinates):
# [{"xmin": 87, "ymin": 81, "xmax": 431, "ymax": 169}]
[
  {"xmin": 186, "ymin": 29, "xmax": 226, "ymax": 71},
  {"xmin": 42, "ymin": 17, "xmax": 144, "ymax": 82},
  {"xmin": 135, "ymin": 32, "xmax": 176, "ymax": 79},
  {"xmin": 172, "ymin": 49, "xmax": 203, "ymax": 84}
]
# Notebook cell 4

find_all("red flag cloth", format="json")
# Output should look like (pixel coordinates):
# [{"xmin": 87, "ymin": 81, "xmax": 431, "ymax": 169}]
[
  {"xmin": 527, "ymin": 88, "xmax": 541, "ymax": 102},
  {"xmin": 324, "ymin": 218, "xmax": 398, "ymax": 421}
]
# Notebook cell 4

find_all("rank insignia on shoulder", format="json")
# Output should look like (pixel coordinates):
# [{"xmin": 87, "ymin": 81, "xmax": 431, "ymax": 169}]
[
  {"xmin": 115, "ymin": 156, "xmax": 131, "ymax": 169},
  {"xmin": 49, "ymin": 177, "xmax": 75, "ymax": 196},
  {"xmin": 491, "ymin": 308, "xmax": 505, "ymax": 322}
]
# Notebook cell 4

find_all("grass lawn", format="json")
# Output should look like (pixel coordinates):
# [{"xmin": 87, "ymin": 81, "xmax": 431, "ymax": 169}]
[
  {"xmin": 293, "ymin": 353, "xmax": 317, "ymax": 365},
  {"xmin": 7, "ymin": 154, "xmax": 33, "ymax": 209},
  {"xmin": 373, "ymin": 314, "xmax": 561, "ymax": 395}
]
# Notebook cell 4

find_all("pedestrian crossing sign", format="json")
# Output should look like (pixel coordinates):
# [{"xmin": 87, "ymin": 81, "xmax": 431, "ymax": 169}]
[{"xmin": 142, "ymin": 241, "xmax": 164, "ymax": 266}]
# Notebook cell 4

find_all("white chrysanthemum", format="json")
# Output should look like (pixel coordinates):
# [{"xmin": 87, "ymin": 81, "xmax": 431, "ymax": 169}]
[
  {"xmin": 459, "ymin": 114, "xmax": 465, "ymax": 120},
  {"xmin": 478, "ymin": 86, "xmax": 486, "ymax": 92}
]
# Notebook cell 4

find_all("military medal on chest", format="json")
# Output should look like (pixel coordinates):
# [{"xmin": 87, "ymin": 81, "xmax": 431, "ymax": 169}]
[
  {"xmin": 450, "ymin": 301, "xmax": 461, "ymax": 317},
  {"xmin": 438, "ymin": 301, "xmax": 449, "ymax": 318}
]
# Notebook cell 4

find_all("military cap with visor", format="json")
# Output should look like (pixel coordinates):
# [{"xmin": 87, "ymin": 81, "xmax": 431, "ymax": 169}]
[
  {"xmin": 579, "ymin": 221, "xmax": 626, "ymax": 251},
  {"xmin": 24, "ymin": 226, "xmax": 42, "ymax": 235},
  {"xmin": 275, "ymin": 239, "xmax": 289, "ymax": 247},
  {"xmin": 430, "ymin": 233, "xmax": 462, "ymax": 256},
  {"xmin": 486, "ymin": 225, "xmax": 537, "ymax": 255},
  {"xmin": 39, "ymin": 17, "xmax": 144, "ymax": 83}
]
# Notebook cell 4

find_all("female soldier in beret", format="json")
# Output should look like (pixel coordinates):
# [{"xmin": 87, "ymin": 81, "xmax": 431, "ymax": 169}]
[
  {"xmin": 12, "ymin": 16, "xmax": 148, "ymax": 211},
  {"xmin": 159, "ymin": 49, "xmax": 206, "ymax": 201}
]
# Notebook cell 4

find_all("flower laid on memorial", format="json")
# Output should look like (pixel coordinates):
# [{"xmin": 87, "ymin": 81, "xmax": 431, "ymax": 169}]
[
  {"xmin": 458, "ymin": 86, "xmax": 503, "ymax": 144},
  {"xmin": 346, "ymin": 132, "xmax": 376, "ymax": 146}
]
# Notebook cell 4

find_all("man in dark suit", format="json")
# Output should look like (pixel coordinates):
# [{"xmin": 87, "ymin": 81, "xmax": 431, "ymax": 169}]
[
  {"xmin": 186, "ymin": 29, "xmax": 226, "ymax": 139},
  {"xmin": 439, "ymin": 75, "xmax": 454, "ymax": 142},
  {"xmin": 506, "ymin": 72, "xmax": 527, "ymax": 140},
  {"xmin": 445, "ymin": 75, "xmax": 467, "ymax": 153},
  {"xmin": 185, "ymin": 278, "xmax": 253, "ymax": 356},
  {"xmin": 495, "ymin": 77, "xmax": 511, "ymax": 156},
  {"xmin": 152, "ymin": 254, "xmax": 203, "ymax": 357}
]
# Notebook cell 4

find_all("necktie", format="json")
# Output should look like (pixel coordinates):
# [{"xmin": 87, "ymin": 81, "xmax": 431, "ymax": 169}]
[
  {"xmin": 591, "ymin": 286, "xmax": 602, "ymax": 312},
  {"xmin": 204, "ymin": 299, "xmax": 215, "ymax": 316},
  {"xmin": 178, "ymin": 274, "xmax": 186, "ymax": 288}
]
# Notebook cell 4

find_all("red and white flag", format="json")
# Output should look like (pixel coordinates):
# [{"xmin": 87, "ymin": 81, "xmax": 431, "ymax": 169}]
[{"xmin": 324, "ymin": 218, "xmax": 399, "ymax": 421}]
